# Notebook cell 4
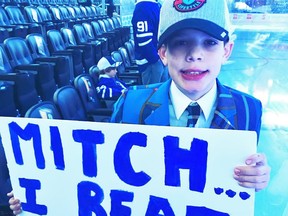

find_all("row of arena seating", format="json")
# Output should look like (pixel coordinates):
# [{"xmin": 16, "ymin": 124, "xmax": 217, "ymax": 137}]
[
  {"xmin": 0, "ymin": 3, "xmax": 141, "ymax": 121},
  {"xmin": 0, "ymin": 3, "xmax": 130, "ymax": 45}
]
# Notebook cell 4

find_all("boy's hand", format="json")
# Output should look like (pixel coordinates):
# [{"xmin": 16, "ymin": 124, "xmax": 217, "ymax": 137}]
[
  {"xmin": 233, "ymin": 153, "xmax": 271, "ymax": 192},
  {"xmin": 7, "ymin": 192, "xmax": 22, "ymax": 215}
]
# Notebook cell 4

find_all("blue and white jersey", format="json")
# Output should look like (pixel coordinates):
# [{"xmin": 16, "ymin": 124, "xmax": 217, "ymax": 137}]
[
  {"xmin": 132, "ymin": 0, "xmax": 160, "ymax": 72},
  {"xmin": 96, "ymin": 75, "xmax": 127, "ymax": 100}
]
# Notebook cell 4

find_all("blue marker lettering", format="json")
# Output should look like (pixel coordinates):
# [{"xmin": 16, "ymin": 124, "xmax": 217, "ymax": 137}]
[
  {"xmin": 164, "ymin": 136, "xmax": 208, "ymax": 192},
  {"xmin": 19, "ymin": 178, "xmax": 47, "ymax": 215},
  {"xmin": 50, "ymin": 126, "xmax": 65, "ymax": 170},
  {"xmin": 73, "ymin": 130, "xmax": 104, "ymax": 177},
  {"xmin": 9, "ymin": 122, "xmax": 45, "ymax": 169},
  {"xmin": 110, "ymin": 190, "xmax": 134, "ymax": 216},
  {"xmin": 78, "ymin": 181, "xmax": 107, "ymax": 216},
  {"xmin": 145, "ymin": 195, "xmax": 175, "ymax": 216},
  {"xmin": 114, "ymin": 132, "xmax": 151, "ymax": 186}
]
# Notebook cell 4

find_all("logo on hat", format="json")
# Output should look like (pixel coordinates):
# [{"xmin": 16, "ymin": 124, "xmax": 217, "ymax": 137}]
[{"xmin": 173, "ymin": 0, "xmax": 206, "ymax": 12}]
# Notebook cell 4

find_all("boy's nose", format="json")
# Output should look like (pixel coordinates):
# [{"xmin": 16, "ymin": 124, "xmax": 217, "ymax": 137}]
[{"xmin": 186, "ymin": 46, "xmax": 203, "ymax": 62}]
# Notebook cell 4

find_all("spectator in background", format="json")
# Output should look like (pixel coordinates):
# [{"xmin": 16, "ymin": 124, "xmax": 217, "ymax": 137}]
[
  {"xmin": 96, "ymin": 56, "xmax": 127, "ymax": 100},
  {"xmin": 132, "ymin": 0, "xmax": 168, "ymax": 85},
  {"xmin": 106, "ymin": 0, "xmax": 116, "ymax": 17}
]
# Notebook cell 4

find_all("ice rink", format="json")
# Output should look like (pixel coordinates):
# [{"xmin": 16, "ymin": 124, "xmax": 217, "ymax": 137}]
[{"xmin": 219, "ymin": 19, "xmax": 288, "ymax": 215}]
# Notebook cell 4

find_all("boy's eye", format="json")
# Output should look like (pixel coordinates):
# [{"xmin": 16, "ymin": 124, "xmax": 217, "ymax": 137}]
[
  {"xmin": 204, "ymin": 39, "xmax": 218, "ymax": 46},
  {"xmin": 168, "ymin": 40, "xmax": 188, "ymax": 48},
  {"xmin": 175, "ymin": 40, "xmax": 188, "ymax": 46}
]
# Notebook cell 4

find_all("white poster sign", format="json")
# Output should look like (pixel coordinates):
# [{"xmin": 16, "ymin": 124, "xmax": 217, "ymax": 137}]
[{"xmin": 0, "ymin": 117, "xmax": 256, "ymax": 216}]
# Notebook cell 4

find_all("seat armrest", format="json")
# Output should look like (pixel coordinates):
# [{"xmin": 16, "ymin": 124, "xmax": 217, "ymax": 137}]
[
  {"xmin": 35, "ymin": 57, "xmax": 57, "ymax": 66},
  {"xmin": 51, "ymin": 50, "xmax": 74, "ymax": 56},
  {"xmin": 88, "ymin": 108, "xmax": 113, "ymax": 116},
  {"xmin": 14, "ymin": 65, "xmax": 40, "ymax": 74},
  {"xmin": 125, "ymin": 65, "xmax": 138, "ymax": 70},
  {"xmin": 102, "ymin": 99, "xmax": 117, "ymax": 109}
]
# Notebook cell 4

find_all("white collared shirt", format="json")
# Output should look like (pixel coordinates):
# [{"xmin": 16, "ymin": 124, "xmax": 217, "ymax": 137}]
[{"xmin": 169, "ymin": 81, "xmax": 218, "ymax": 128}]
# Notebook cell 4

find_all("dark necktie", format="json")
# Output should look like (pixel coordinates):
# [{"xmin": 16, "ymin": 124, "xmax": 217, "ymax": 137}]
[{"xmin": 186, "ymin": 102, "xmax": 201, "ymax": 127}]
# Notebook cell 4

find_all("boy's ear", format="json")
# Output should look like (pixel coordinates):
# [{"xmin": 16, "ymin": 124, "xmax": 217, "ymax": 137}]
[
  {"xmin": 222, "ymin": 41, "xmax": 234, "ymax": 63},
  {"xmin": 158, "ymin": 45, "xmax": 168, "ymax": 66}
]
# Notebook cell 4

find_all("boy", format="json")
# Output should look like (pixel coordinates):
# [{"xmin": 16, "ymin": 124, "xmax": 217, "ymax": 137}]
[
  {"xmin": 96, "ymin": 56, "xmax": 128, "ymax": 100},
  {"xmin": 111, "ymin": 0, "xmax": 270, "ymax": 191}
]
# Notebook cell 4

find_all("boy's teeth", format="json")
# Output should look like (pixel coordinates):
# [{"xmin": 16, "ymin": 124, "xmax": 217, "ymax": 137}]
[{"xmin": 188, "ymin": 71, "xmax": 201, "ymax": 75}]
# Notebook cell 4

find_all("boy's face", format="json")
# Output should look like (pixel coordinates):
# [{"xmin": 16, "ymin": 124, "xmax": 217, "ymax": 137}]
[
  {"xmin": 106, "ymin": 68, "xmax": 117, "ymax": 78},
  {"xmin": 159, "ymin": 28, "xmax": 234, "ymax": 100}
]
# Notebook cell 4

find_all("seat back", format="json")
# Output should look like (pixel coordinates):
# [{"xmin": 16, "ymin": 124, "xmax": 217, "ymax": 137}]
[
  {"xmin": 46, "ymin": 29, "xmax": 67, "ymax": 52},
  {"xmin": 102, "ymin": 19, "xmax": 113, "ymax": 32},
  {"xmin": 65, "ymin": 6, "xmax": 76, "ymax": 20},
  {"xmin": 37, "ymin": 5, "xmax": 54, "ymax": 23},
  {"xmin": 24, "ymin": 5, "xmax": 54, "ymax": 33},
  {"xmin": 110, "ymin": 51, "xmax": 141, "ymax": 85},
  {"xmin": 60, "ymin": 27, "xmax": 78, "ymax": 46},
  {"xmin": 111, "ymin": 50, "xmax": 126, "ymax": 74},
  {"xmin": 58, "ymin": 6, "xmax": 72, "ymax": 21},
  {"xmin": 0, "ymin": 45, "xmax": 13, "ymax": 74},
  {"xmin": 49, "ymin": 6, "xmax": 64, "ymax": 22},
  {"xmin": 85, "ymin": 6, "xmax": 95, "ymax": 20},
  {"xmin": 4, "ymin": 37, "xmax": 57, "ymax": 102},
  {"xmin": 25, "ymin": 101, "xmax": 62, "ymax": 119},
  {"xmin": 98, "ymin": 19, "xmax": 121, "ymax": 48},
  {"xmin": 129, "ymin": 38, "xmax": 135, "ymax": 48},
  {"xmin": 60, "ymin": 27, "xmax": 96, "ymax": 73},
  {"xmin": 111, "ymin": 16, "xmax": 121, "ymax": 29},
  {"xmin": 107, "ymin": 18, "xmax": 116, "ymax": 30},
  {"xmin": 0, "ymin": 7, "xmax": 12, "ymax": 25},
  {"xmin": 5, "ymin": 5, "xmax": 27, "ymax": 25},
  {"xmin": 74, "ymin": 74, "xmax": 113, "ymax": 121},
  {"xmin": 73, "ymin": 24, "xmax": 102, "ymax": 61},
  {"xmin": 72, "ymin": 5, "xmax": 85, "ymax": 21},
  {"xmin": 73, "ymin": 23, "xmax": 89, "ymax": 44},
  {"xmin": 73, "ymin": 74, "xmax": 106, "ymax": 113},
  {"xmin": 0, "ymin": 45, "xmax": 40, "ymax": 115},
  {"xmin": 91, "ymin": 21, "xmax": 103, "ymax": 36},
  {"xmin": 26, "ymin": 33, "xmax": 71, "ymax": 87},
  {"xmin": 0, "ymin": 27, "xmax": 9, "ymax": 44},
  {"xmin": 0, "ymin": 81, "xmax": 19, "ymax": 117},
  {"xmin": 91, "ymin": 20, "xmax": 116, "ymax": 52},
  {"xmin": 24, "ymin": 5, "xmax": 43, "ymax": 23},
  {"xmin": 47, "ymin": 29, "xmax": 85, "ymax": 80},
  {"xmin": 82, "ymin": 22, "xmax": 109, "ymax": 56},
  {"xmin": 124, "ymin": 40, "xmax": 135, "ymax": 64},
  {"xmin": 88, "ymin": 65, "xmax": 100, "ymax": 85},
  {"xmin": 118, "ymin": 46, "xmax": 133, "ymax": 68},
  {"xmin": 79, "ymin": 5, "xmax": 88, "ymax": 19},
  {"xmin": 82, "ymin": 22, "xmax": 96, "ymax": 41},
  {"xmin": 97, "ymin": 19, "xmax": 107, "ymax": 33},
  {"xmin": 26, "ymin": 33, "xmax": 51, "ymax": 58},
  {"xmin": 111, "ymin": 16, "xmax": 130, "ymax": 42},
  {"xmin": 53, "ymin": 85, "xmax": 87, "ymax": 121},
  {"xmin": 4, "ymin": 37, "xmax": 34, "ymax": 66},
  {"xmin": 5, "ymin": 5, "xmax": 42, "ymax": 35}
]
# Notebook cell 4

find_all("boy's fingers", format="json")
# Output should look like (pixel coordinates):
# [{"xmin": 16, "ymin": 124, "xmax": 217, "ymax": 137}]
[
  {"xmin": 245, "ymin": 153, "xmax": 267, "ymax": 166},
  {"xmin": 234, "ymin": 172, "xmax": 268, "ymax": 183},
  {"xmin": 237, "ymin": 180, "xmax": 268, "ymax": 191},
  {"xmin": 234, "ymin": 165, "xmax": 269, "ymax": 176},
  {"xmin": 7, "ymin": 192, "xmax": 14, "ymax": 197}
]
